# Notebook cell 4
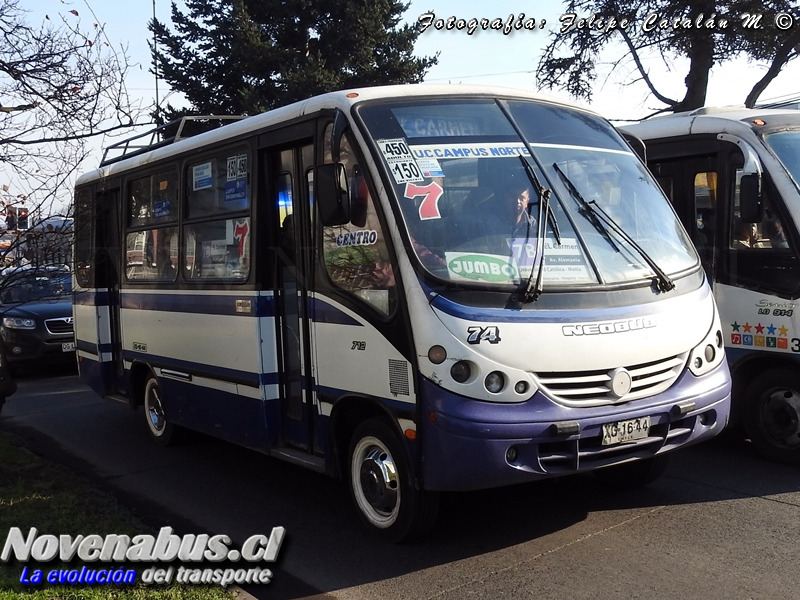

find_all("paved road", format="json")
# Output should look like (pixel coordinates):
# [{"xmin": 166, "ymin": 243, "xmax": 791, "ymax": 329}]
[{"xmin": 2, "ymin": 368, "xmax": 800, "ymax": 599}]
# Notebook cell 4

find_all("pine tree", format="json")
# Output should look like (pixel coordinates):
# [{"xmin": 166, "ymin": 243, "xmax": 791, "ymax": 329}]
[{"xmin": 150, "ymin": 0, "xmax": 437, "ymax": 119}]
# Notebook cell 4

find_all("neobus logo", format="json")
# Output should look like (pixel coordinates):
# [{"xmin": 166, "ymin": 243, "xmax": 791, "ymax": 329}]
[{"xmin": 562, "ymin": 317, "xmax": 657, "ymax": 336}]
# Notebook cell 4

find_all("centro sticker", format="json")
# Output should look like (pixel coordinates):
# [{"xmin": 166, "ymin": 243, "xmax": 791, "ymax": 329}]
[
  {"xmin": 336, "ymin": 230, "xmax": 378, "ymax": 247},
  {"xmin": 445, "ymin": 252, "xmax": 518, "ymax": 282}
]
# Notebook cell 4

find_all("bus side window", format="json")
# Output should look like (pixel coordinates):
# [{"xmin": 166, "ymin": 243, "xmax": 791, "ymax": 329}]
[
  {"xmin": 321, "ymin": 131, "xmax": 397, "ymax": 317},
  {"xmin": 729, "ymin": 169, "xmax": 790, "ymax": 251},
  {"xmin": 693, "ymin": 172, "xmax": 716, "ymax": 270}
]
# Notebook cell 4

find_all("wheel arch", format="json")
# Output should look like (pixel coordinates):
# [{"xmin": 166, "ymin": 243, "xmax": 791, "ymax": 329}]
[
  {"xmin": 128, "ymin": 360, "xmax": 155, "ymax": 409},
  {"xmin": 729, "ymin": 353, "xmax": 800, "ymax": 427},
  {"xmin": 329, "ymin": 395, "xmax": 407, "ymax": 481}
]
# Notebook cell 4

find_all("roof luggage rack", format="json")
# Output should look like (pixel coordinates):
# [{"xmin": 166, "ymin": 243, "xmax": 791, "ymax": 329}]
[{"xmin": 100, "ymin": 115, "xmax": 246, "ymax": 166}]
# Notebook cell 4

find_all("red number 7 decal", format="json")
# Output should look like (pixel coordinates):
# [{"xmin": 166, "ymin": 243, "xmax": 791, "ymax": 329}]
[
  {"xmin": 234, "ymin": 220, "xmax": 250, "ymax": 256},
  {"xmin": 404, "ymin": 181, "xmax": 444, "ymax": 220}
]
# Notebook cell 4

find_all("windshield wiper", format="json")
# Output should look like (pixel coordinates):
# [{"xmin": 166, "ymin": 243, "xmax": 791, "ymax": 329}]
[
  {"xmin": 552, "ymin": 163, "xmax": 675, "ymax": 293},
  {"xmin": 552, "ymin": 163, "xmax": 619, "ymax": 253},
  {"xmin": 515, "ymin": 156, "xmax": 561, "ymax": 303}
]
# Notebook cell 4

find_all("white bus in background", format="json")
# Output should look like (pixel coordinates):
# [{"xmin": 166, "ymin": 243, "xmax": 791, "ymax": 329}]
[
  {"xmin": 73, "ymin": 85, "xmax": 731, "ymax": 541},
  {"xmin": 622, "ymin": 107, "xmax": 800, "ymax": 464}
]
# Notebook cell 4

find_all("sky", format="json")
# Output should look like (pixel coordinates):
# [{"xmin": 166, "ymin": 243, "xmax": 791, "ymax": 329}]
[{"xmin": 8, "ymin": 0, "xmax": 800, "ymax": 211}]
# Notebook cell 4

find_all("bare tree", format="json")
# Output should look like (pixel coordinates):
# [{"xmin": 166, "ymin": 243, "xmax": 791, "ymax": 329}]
[
  {"xmin": 537, "ymin": 0, "xmax": 800, "ymax": 116},
  {"xmin": 0, "ymin": 0, "xmax": 146, "ymax": 235}
]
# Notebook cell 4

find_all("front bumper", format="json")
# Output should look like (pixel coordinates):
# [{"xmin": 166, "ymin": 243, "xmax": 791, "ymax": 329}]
[
  {"xmin": 2, "ymin": 329, "xmax": 75, "ymax": 364},
  {"xmin": 421, "ymin": 362, "xmax": 731, "ymax": 491}
]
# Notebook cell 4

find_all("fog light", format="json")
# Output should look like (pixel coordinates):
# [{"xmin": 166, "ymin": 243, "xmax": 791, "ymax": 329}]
[
  {"xmin": 693, "ymin": 356, "xmax": 703, "ymax": 369},
  {"xmin": 11, "ymin": 346, "xmax": 22, "ymax": 355},
  {"xmin": 506, "ymin": 446, "xmax": 518, "ymax": 463},
  {"xmin": 485, "ymin": 371, "xmax": 505, "ymax": 393},
  {"xmin": 450, "ymin": 361, "xmax": 471, "ymax": 383},
  {"xmin": 514, "ymin": 380, "xmax": 529, "ymax": 395},
  {"xmin": 716, "ymin": 330, "xmax": 723, "ymax": 348},
  {"xmin": 428, "ymin": 345, "xmax": 447, "ymax": 364},
  {"xmin": 704, "ymin": 344, "xmax": 715, "ymax": 363}
]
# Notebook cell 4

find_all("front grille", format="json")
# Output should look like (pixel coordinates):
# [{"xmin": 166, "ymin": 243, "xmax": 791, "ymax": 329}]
[
  {"xmin": 534, "ymin": 352, "xmax": 688, "ymax": 407},
  {"xmin": 537, "ymin": 414, "xmax": 697, "ymax": 473},
  {"xmin": 45, "ymin": 318, "xmax": 74, "ymax": 335}
]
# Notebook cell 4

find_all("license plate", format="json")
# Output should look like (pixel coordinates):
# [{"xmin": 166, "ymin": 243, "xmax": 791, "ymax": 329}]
[
  {"xmin": 601, "ymin": 416, "xmax": 651, "ymax": 446},
  {"xmin": 62, "ymin": 342, "xmax": 75, "ymax": 352}
]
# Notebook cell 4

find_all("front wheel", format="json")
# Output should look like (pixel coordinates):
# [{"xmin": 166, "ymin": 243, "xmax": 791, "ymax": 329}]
[
  {"xmin": 143, "ymin": 374, "xmax": 180, "ymax": 446},
  {"xmin": 743, "ymin": 369, "xmax": 800, "ymax": 464},
  {"xmin": 347, "ymin": 419, "xmax": 439, "ymax": 542}
]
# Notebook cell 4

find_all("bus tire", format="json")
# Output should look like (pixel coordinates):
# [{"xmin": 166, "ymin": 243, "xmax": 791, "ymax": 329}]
[
  {"xmin": 143, "ymin": 374, "xmax": 180, "ymax": 446},
  {"xmin": 743, "ymin": 368, "xmax": 800, "ymax": 464},
  {"xmin": 593, "ymin": 454, "xmax": 670, "ymax": 488},
  {"xmin": 347, "ymin": 419, "xmax": 439, "ymax": 542}
]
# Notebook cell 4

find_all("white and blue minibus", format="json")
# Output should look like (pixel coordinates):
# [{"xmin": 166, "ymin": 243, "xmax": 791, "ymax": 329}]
[
  {"xmin": 73, "ymin": 85, "xmax": 731, "ymax": 541},
  {"xmin": 622, "ymin": 107, "xmax": 800, "ymax": 464}
]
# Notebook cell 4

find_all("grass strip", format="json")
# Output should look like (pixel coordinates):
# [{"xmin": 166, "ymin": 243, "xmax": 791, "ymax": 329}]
[{"xmin": 0, "ymin": 429, "xmax": 237, "ymax": 600}]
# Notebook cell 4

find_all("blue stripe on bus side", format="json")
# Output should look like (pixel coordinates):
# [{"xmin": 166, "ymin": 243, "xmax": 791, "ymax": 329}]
[
  {"xmin": 75, "ymin": 289, "xmax": 364, "ymax": 325},
  {"xmin": 122, "ymin": 350, "xmax": 262, "ymax": 387},
  {"xmin": 310, "ymin": 297, "xmax": 362, "ymax": 326},
  {"xmin": 73, "ymin": 290, "xmax": 108, "ymax": 306},
  {"xmin": 120, "ymin": 293, "xmax": 272, "ymax": 316},
  {"xmin": 76, "ymin": 339, "xmax": 100, "ymax": 355}
]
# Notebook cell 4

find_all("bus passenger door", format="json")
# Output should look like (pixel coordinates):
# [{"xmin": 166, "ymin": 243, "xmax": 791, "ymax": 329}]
[
  {"xmin": 649, "ymin": 154, "xmax": 719, "ymax": 281},
  {"xmin": 267, "ymin": 141, "xmax": 317, "ymax": 452},
  {"xmin": 95, "ymin": 191, "xmax": 126, "ymax": 395}
]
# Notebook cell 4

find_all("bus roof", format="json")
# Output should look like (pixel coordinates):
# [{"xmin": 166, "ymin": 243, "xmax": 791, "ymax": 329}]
[
  {"xmin": 620, "ymin": 106, "xmax": 800, "ymax": 141},
  {"xmin": 76, "ymin": 84, "xmax": 598, "ymax": 186}
]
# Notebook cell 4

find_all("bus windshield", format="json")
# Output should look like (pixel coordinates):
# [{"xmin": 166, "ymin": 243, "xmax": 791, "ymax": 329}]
[
  {"xmin": 358, "ymin": 99, "xmax": 697, "ymax": 290},
  {"xmin": 764, "ymin": 129, "xmax": 800, "ymax": 189}
]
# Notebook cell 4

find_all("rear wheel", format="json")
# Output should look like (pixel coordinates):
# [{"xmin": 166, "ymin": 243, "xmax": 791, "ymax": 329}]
[
  {"xmin": 347, "ymin": 419, "xmax": 439, "ymax": 542},
  {"xmin": 594, "ymin": 454, "xmax": 670, "ymax": 488},
  {"xmin": 143, "ymin": 374, "xmax": 180, "ymax": 446},
  {"xmin": 743, "ymin": 369, "xmax": 800, "ymax": 464}
]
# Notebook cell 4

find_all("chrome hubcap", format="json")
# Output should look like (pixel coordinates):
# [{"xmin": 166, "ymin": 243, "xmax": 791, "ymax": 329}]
[
  {"xmin": 147, "ymin": 388, "xmax": 165, "ymax": 433},
  {"xmin": 359, "ymin": 446, "xmax": 398, "ymax": 517}
]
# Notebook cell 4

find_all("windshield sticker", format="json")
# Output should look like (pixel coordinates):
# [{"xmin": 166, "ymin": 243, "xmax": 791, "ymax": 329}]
[
  {"xmin": 377, "ymin": 138, "xmax": 425, "ymax": 184},
  {"xmin": 404, "ymin": 182, "xmax": 444, "ymax": 220},
  {"xmin": 192, "ymin": 162, "xmax": 213, "ymax": 191},
  {"xmin": 542, "ymin": 238, "xmax": 593, "ymax": 281},
  {"xmin": 509, "ymin": 238, "xmax": 537, "ymax": 276},
  {"xmin": 397, "ymin": 115, "xmax": 483, "ymax": 137},
  {"xmin": 336, "ymin": 230, "xmax": 378, "ymax": 247},
  {"xmin": 153, "ymin": 200, "xmax": 171, "ymax": 219},
  {"xmin": 445, "ymin": 252, "xmax": 519, "ymax": 283},
  {"xmin": 417, "ymin": 158, "xmax": 444, "ymax": 178},
  {"xmin": 227, "ymin": 154, "xmax": 247, "ymax": 181},
  {"xmin": 411, "ymin": 143, "xmax": 531, "ymax": 160}
]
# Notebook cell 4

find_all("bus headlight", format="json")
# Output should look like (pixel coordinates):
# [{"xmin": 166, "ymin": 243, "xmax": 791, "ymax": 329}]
[
  {"xmin": 689, "ymin": 325, "xmax": 725, "ymax": 377},
  {"xmin": 450, "ymin": 361, "xmax": 472, "ymax": 383},
  {"xmin": 484, "ymin": 371, "xmax": 505, "ymax": 393}
]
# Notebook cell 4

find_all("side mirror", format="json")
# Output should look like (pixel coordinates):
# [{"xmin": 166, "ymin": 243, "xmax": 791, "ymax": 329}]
[
  {"xmin": 739, "ymin": 173, "xmax": 763, "ymax": 223},
  {"xmin": 317, "ymin": 163, "xmax": 350, "ymax": 226}
]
